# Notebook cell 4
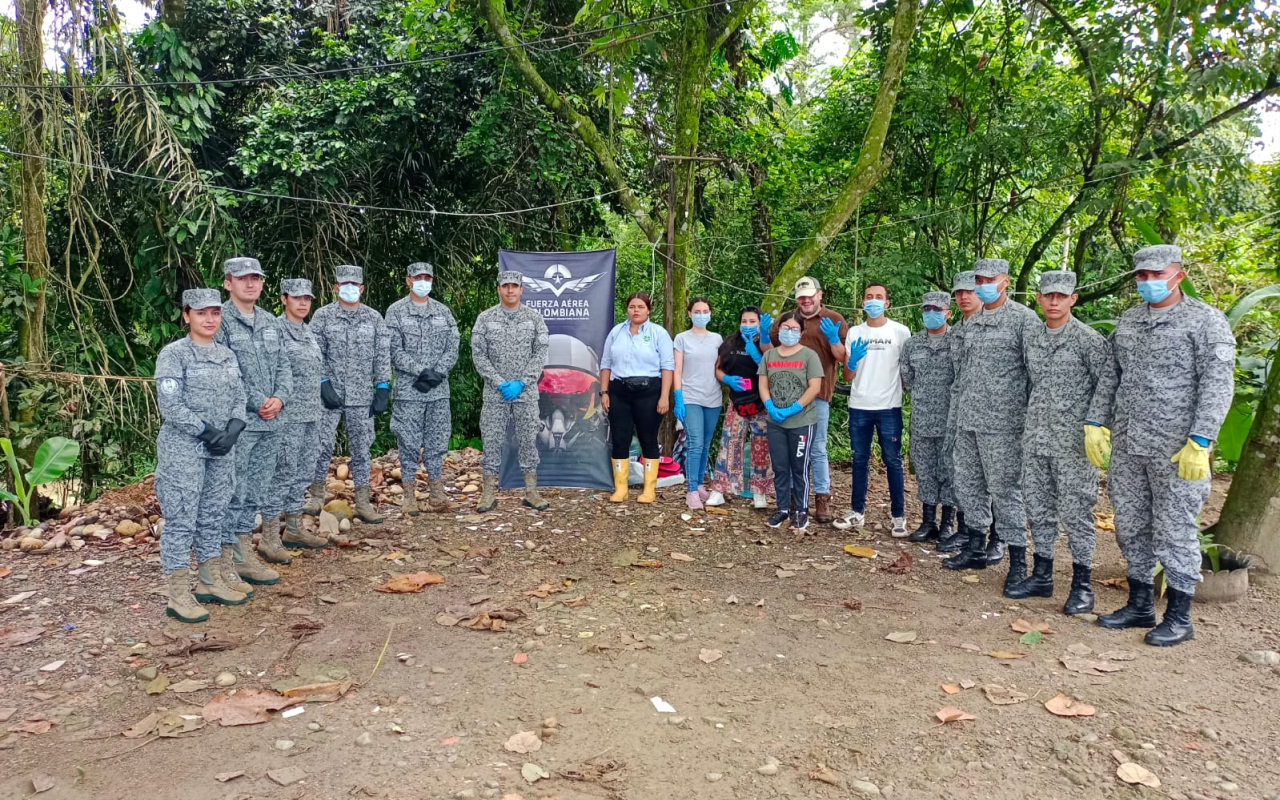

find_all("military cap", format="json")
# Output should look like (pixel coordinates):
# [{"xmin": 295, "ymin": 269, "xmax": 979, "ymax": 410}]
[
  {"xmin": 407, "ymin": 261, "xmax": 434, "ymax": 277},
  {"xmin": 1038, "ymin": 270, "xmax": 1077, "ymax": 295},
  {"xmin": 223, "ymin": 256, "xmax": 264, "ymax": 277},
  {"xmin": 280, "ymin": 278, "xmax": 313, "ymax": 298},
  {"xmin": 794, "ymin": 276, "xmax": 821, "ymax": 298},
  {"xmin": 182, "ymin": 288, "xmax": 222, "ymax": 310},
  {"xmin": 334, "ymin": 264, "xmax": 363, "ymax": 284},
  {"xmin": 1133, "ymin": 244, "xmax": 1182, "ymax": 273},
  {"xmin": 497, "ymin": 270, "xmax": 523, "ymax": 286},
  {"xmin": 974, "ymin": 258, "xmax": 1010, "ymax": 277},
  {"xmin": 952, "ymin": 270, "xmax": 977, "ymax": 291},
  {"xmin": 922, "ymin": 291, "xmax": 952, "ymax": 308}
]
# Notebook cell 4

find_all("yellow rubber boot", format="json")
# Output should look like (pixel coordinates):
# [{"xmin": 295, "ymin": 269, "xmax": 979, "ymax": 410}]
[
  {"xmin": 637, "ymin": 458, "xmax": 659, "ymax": 504},
  {"xmin": 609, "ymin": 459, "xmax": 630, "ymax": 503}
]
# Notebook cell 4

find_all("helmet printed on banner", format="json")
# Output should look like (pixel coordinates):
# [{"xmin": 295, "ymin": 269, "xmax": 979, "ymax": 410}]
[{"xmin": 537, "ymin": 334, "xmax": 604, "ymax": 452}]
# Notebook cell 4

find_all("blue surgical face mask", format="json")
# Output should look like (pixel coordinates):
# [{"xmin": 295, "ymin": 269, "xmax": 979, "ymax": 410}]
[
  {"xmin": 740, "ymin": 324, "xmax": 758, "ymax": 339},
  {"xmin": 338, "ymin": 284, "xmax": 361, "ymax": 303},
  {"xmin": 975, "ymin": 283, "xmax": 1001, "ymax": 304},
  {"xmin": 778, "ymin": 328, "xmax": 802, "ymax": 346},
  {"xmin": 863, "ymin": 299, "xmax": 886, "ymax": 318},
  {"xmin": 691, "ymin": 312, "xmax": 711, "ymax": 329},
  {"xmin": 411, "ymin": 279, "xmax": 432, "ymax": 298},
  {"xmin": 1137, "ymin": 277, "xmax": 1173, "ymax": 305},
  {"xmin": 922, "ymin": 310, "xmax": 947, "ymax": 330}
]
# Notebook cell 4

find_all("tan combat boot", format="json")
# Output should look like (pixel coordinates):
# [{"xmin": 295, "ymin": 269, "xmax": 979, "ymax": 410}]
[
  {"xmin": 609, "ymin": 459, "xmax": 629, "ymax": 503},
  {"xmin": 256, "ymin": 519, "xmax": 293, "ymax": 565},
  {"xmin": 428, "ymin": 478, "xmax": 451, "ymax": 513},
  {"xmin": 165, "ymin": 570, "xmax": 209, "ymax": 623},
  {"xmin": 195, "ymin": 560, "xmax": 248, "ymax": 605},
  {"xmin": 354, "ymin": 486, "xmax": 383, "ymax": 523},
  {"xmin": 522, "ymin": 472, "xmax": 548, "ymax": 511},
  {"xmin": 219, "ymin": 545, "xmax": 255, "ymax": 598},
  {"xmin": 281, "ymin": 513, "xmax": 328, "ymax": 549},
  {"xmin": 477, "ymin": 474, "xmax": 498, "ymax": 513},
  {"xmin": 401, "ymin": 478, "xmax": 420, "ymax": 517},
  {"xmin": 234, "ymin": 534, "xmax": 280, "ymax": 585},
  {"xmin": 301, "ymin": 481, "xmax": 326, "ymax": 516},
  {"xmin": 637, "ymin": 458, "xmax": 659, "ymax": 504}
]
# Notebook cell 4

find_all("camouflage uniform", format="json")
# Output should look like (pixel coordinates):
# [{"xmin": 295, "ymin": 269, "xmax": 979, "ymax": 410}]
[
  {"xmin": 1090, "ymin": 278, "xmax": 1235, "ymax": 594},
  {"xmin": 214, "ymin": 258, "xmax": 293, "ymax": 544},
  {"xmin": 310, "ymin": 266, "xmax": 392, "ymax": 488},
  {"xmin": 155, "ymin": 300, "xmax": 248, "ymax": 573},
  {"xmin": 1022, "ymin": 298, "xmax": 1113, "ymax": 566},
  {"xmin": 471, "ymin": 277, "xmax": 551, "ymax": 475},
  {"xmin": 386, "ymin": 286, "xmax": 460, "ymax": 480},
  {"xmin": 265, "ymin": 279, "xmax": 324, "ymax": 518},
  {"xmin": 900, "ymin": 309, "xmax": 954, "ymax": 507}
]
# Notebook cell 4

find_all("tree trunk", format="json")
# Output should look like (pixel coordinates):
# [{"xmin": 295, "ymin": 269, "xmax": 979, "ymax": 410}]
[
  {"xmin": 762, "ymin": 0, "xmax": 921, "ymax": 313},
  {"xmin": 1206, "ymin": 350, "xmax": 1280, "ymax": 572},
  {"xmin": 16, "ymin": 0, "xmax": 49, "ymax": 371},
  {"xmin": 669, "ymin": 3, "xmax": 710, "ymax": 335}
]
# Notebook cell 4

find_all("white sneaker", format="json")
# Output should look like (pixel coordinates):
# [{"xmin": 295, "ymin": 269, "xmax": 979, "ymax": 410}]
[
  {"xmin": 832, "ymin": 510, "xmax": 865, "ymax": 531},
  {"xmin": 706, "ymin": 491, "xmax": 725, "ymax": 507},
  {"xmin": 752, "ymin": 494, "xmax": 768, "ymax": 510},
  {"xmin": 891, "ymin": 516, "xmax": 908, "ymax": 538}
]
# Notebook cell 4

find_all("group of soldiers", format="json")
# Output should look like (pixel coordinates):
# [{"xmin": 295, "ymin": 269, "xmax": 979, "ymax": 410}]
[
  {"xmin": 154, "ymin": 260, "xmax": 549, "ymax": 623},
  {"xmin": 900, "ymin": 245, "xmax": 1233, "ymax": 647}
]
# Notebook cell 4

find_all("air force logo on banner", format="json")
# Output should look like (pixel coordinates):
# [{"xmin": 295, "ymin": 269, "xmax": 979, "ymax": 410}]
[{"xmin": 521, "ymin": 264, "xmax": 605, "ymax": 297}]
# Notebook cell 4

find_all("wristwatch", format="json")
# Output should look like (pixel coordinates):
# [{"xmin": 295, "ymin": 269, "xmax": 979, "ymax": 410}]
[{"xmin": 600, "ymin": 390, "xmax": 610, "ymax": 396}]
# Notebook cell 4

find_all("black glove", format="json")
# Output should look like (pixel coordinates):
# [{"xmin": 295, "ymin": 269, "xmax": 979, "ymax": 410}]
[
  {"xmin": 197, "ymin": 422, "xmax": 223, "ymax": 446},
  {"xmin": 320, "ymin": 379, "xmax": 343, "ymax": 410},
  {"xmin": 219, "ymin": 419, "xmax": 246, "ymax": 449},
  {"xmin": 413, "ymin": 369, "xmax": 446, "ymax": 393},
  {"xmin": 370, "ymin": 386, "xmax": 390, "ymax": 417}
]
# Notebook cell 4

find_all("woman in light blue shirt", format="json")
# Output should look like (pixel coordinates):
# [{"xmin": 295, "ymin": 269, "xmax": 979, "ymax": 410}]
[{"xmin": 599, "ymin": 292, "xmax": 674, "ymax": 504}]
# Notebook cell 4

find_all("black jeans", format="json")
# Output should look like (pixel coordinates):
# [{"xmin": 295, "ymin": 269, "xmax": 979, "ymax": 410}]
[
  {"xmin": 766, "ymin": 422, "xmax": 815, "ymax": 513},
  {"xmin": 608, "ymin": 378, "xmax": 662, "ymax": 459}
]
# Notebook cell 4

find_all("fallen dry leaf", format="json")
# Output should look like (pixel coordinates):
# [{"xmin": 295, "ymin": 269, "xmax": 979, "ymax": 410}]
[
  {"xmin": 808, "ymin": 764, "xmax": 839, "ymax": 786},
  {"xmin": 1097, "ymin": 576, "xmax": 1128, "ymax": 589},
  {"xmin": 982, "ymin": 684, "xmax": 1029, "ymax": 705},
  {"xmin": 1010, "ymin": 619, "xmax": 1052, "ymax": 635},
  {"xmin": 961, "ymin": 574, "xmax": 980, "ymax": 583},
  {"xmin": 936, "ymin": 707, "xmax": 976, "ymax": 723},
  {"xmin": 941, "ymin": 683, "xmax": 961, "ymax": 695},
  {"xmin": 885, "ymin": 550, "xmax": 913, "ymax": 574},
  {"xmin": 1060, "ymin": 655, "xmax": 1127, "ymax": 677},
  {"xmin": 1096, "ymin": 650, "xmax": 1137, "ymax": 662},
  {"xmin": 1093, "ymin": 513, "xmax": 1116, "ymax": 532},
  {"xmin": 0, "ymin": 625, "xmax": 44, "ymax": 648},
  {"xmin": 169, "ymin": 678, "xmax": 211, "ymax": 694},
  {"xmin": 669, "ymin": 552, "xmax": 695, "ymax": 562},
  {"xmin": 704, "ymin": 506, "xmax": 728, "ymax": 516},
  {"xmin": 504, "ymin": 730, "xmax": 542, "ymax": 754},
  {"xmin": 1045, "ymin": 693, "xmax": 1096, "ymax": 718},
  {"xmin": 202, "ymin": 689, "xmax": 299, "ymax": 726},
  {"xmin": 699, "ymin": 648, "xmax": 723, "ymax": 664},
  {"xmin": 0, "ymin": 566, "xmax": 9, "ymax": 579},
  {"xmin": 30, "ymin": 773, "xmax": 54, "ymax": 793},
  {"xmin": 9, "ymin": 719, "xmax": 52, "ymax": 735},
  {"xmin": 1116, "ymin": 762, "xmax": 1160, "ymax": 787},
  {"xmin": 987, "ymin": 651, "xmax": 1027, "ymax": 660},
  {"xmin": 524, "ymin": 583, "xmax": 563, "ymax": 599},
  {"xmin": 843, "ymin": 598, "xmax": 863, "ymax": 611},
  {"xmin": 214, "ymin": 771, "xmax": 245, "ymax": 783},
  {"xmin": 145, "ymin": 674, "xmax": 170, "ymax": 695},
  {"xmin": 843, "ymin": 545, "xmax": 877, "ymax": 559},
  {"xmin": 885, "ymin": 631, "xmax": 917, "ymax": 643},
  {"xmin": 376, "ymin": 572, "xmax": 445, "ymax": 593},
  {"xmin": 471, "ymin": 545, "xmax": 500, "ymax": 558},
  {"xmin": 280, "ymin": 680, "xmax": 353, "ymax": 702},
  {"xmin": 1066, "ymin": 642, "xmax": 1093, "ymax": 656}
]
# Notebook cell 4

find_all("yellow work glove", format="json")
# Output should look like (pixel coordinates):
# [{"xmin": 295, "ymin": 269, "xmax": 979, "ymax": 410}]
[
  {"xmin": 1083, "ymin": 424, "xmax": 1111, "ymax": 469},
  {"xmin": 1171, "ymin": 438, "xmax": 1210, "ymax": 481}
]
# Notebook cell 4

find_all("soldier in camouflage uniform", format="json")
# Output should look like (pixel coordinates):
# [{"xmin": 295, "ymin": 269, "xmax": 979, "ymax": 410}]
[
  {"xmin": 1005, "ymin": 271, "xmax": 1114, "ymax": 615},
  {"xmin": 939, "ymin": 270, "xmax": 983, "ymax": 553},
  {"xmin": 214, "ymin": 257, "xmax": 293, "ymax": 599},
  {"xmin": 471, "ymin": 270, "xmax": 551, "ymax": 512},
  {"xmin": 900, "ymin": 290, "xmax": 956, "ymax": 544},
  {"xmin": 386, "ymin": 262, "xmax": 460, "ymax": 515},
  {"xmin": 1087, "ymin": 245, "xmax": 1235, "ymax": 647},
  {"xmin": 946, "ymin": 258, "xmax": 1040, "ymax": 595},
  {"xmin": 256, "ymin": 278, "xmax": 329, "ymax": 568},
  {"xmin": 155, "ymin": 288, "xmax": 249, "ymax": 623},
  {"xmin": 305, "ymin": 264, "xmax": 393, "ymax": 524}
]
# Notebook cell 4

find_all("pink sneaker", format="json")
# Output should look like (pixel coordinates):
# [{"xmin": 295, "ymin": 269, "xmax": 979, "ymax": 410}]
[
  {"xmin": 685, "ymin": 490, "xmax": 704, "ymax": 510},
  {"xmin": 697, "ymin": 486, "xmax": 710, "ymax": 502}
]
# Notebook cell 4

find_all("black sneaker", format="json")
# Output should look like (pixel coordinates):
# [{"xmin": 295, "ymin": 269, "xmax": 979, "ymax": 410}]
[
  {"xmin": 790, "ymin": 511, "xmax": 810, "ymax": 532},
  {"xmin": 766, "ymin": 510, "xmax": 790, "ymax": 528}
]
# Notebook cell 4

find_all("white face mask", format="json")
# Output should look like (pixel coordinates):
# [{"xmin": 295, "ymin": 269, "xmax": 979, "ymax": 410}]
[
  {"xmin": 338, "ymin": 284, "xmax": 361, "ymax": 303},
  {"xmin": 411, "ymin": 279, "xmax": 432, "ymax": 298}
]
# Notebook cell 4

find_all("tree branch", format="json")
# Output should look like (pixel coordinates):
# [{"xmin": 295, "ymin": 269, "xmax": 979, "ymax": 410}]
[
  {"xmin": 1140, "ymin": 73, "xmax": 1280, "ymax": 162},
  {"xmin": 707, "ymin": 0, "xmax": 760, "ymax": 53}
]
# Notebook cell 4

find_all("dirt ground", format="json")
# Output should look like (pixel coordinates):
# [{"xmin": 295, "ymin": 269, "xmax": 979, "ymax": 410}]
[{"xmin": 2, "ymin": 459, "xmax": 1279, "ymax": 800}]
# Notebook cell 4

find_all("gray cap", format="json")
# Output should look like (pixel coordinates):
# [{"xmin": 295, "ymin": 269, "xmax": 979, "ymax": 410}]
[
  {"xmin": 1038, "ymin": 270, "xmax": 1077, "ymax": 295},
  {"xmin": 974, "ymin": 258, "xmax": 1010, "ymax": 277},
  {"xmin": 952, "ymin": 270, "xmax": 977, "ymax": 291},
  {"xmin": 281, "ymin": 278, "xmax": 313, "ymax": 298},
  {"xmin": 407, "ymin": 261, "xmax": 434, "ymax": 277},
  {"xmin": 922, "ymin": 291, "xmax": 951, "ymax": 308},
  {"xmin": 1133, "ymin": 244, "xmax": 1182, "ymax": 273},
  {"xmin": 497, "ymin": 270, "xmax": 523, "ymax": 286},
  {"xmin": 182, "ymin": 288, "xmax": 222, "ymax": 310},
  {"xmin": 223, "ymin": 256, "xmax": 264, "ymax": 278},
  {"xmin": 334, "ymin": 264, "xmax": 363, "ymax": 284}
]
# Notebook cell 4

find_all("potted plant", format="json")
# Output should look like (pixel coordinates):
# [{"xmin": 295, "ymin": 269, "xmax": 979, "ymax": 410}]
[{"xmin": 1155, "ymin": 531, "xmax": 1254, "ymax": 604}]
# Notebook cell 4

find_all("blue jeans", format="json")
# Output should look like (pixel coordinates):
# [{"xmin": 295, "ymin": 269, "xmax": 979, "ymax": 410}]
[
  {"xmin": 683, "ymin": 404, "xmax": 721, "ymax": 487},
  {"xmin": 848, "ymin": 407, "xmax": 905, "ymax": 517},
  {"xmin": 811, "ymin": 398, "xmax": 832, "ymax": 494}
]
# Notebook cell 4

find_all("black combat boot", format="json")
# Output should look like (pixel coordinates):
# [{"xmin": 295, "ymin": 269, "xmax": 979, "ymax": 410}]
[
  {"xmin": 908, "ymin": 504, "xmax": 939, "ymax": 542},
  {"xmin": 1062, "ymin": 563, "xmax": 1095, "ymax": 615},
  {"xmin": 1144, "ymin": 588, "xmax": 1194, "ymax": 646},
  {"xmin": 1001, "ymin": 545, "xmax": 1028, "ymax": 596},
  {"xmin": 943, "ymin": 526, "xmax": 988, "ymax": 571},
  {"xmin": 1096, "ymin": 579, "xmax": 1158, "ymax": 629},
  {"xmin": 985, "ymin": 527, "xmax": 1006, "ymax": 564},
  {"xmin": 1006, "ymin": 553, "xmax": 1053, "ymax": 599},
  {"xmin": 936, "ymin": 508, "xmax": 964, "ymax": 552}
]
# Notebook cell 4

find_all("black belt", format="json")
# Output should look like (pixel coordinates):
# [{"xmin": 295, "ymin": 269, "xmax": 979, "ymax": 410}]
[{"xmin": 613, "ymin": 376, "xmax": 656, "ymax": 390}]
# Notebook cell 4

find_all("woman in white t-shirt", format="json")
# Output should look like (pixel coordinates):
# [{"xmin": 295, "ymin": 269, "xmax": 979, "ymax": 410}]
[{"xmin": 673, "ymin": 297, "xmax": 724, "ymax": 509}]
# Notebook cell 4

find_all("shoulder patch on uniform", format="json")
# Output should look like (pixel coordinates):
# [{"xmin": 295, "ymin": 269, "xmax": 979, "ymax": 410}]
[
  {"xmin": 1213, "ymin": 342, "xmax": 1234, "ymax": 362},
  {"xmin": 159, "ymin": 377, "xmax": 180, "ymax": 395}
]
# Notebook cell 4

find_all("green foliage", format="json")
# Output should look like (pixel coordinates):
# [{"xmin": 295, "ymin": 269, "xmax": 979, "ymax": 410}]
[{"xmin": 0, "ymin": 436, "xmax": 81, "ymax": 525}]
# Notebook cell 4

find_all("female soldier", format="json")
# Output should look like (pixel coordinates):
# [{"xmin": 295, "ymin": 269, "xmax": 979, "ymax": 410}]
[
  {"xmin": 708, "ymin": 306, "xmax": 773, "ymax": 509},
  {"xmin": 672, "ymin": 297, "xmax": 723, "ymax": 509},
  {"xmin": 758, "ymin": 311, "xmax": 824, "ymax": 532},
  {"xmin": 154, "ymin": 288, "xmax": 250, "ymax": 622}
]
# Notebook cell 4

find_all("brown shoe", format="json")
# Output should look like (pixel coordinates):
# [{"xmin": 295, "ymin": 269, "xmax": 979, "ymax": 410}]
[{"xmin": 814, "ymin": 493, "xmax": 833, "ymax": 524}]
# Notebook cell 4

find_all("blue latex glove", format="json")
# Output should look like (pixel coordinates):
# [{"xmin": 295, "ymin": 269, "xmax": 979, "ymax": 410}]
[
  {"xmin": 819, "ymin": 316, "xmax": 841, "ymax": 345},
  {"xmin": 759, "ymin": 313, "xmax": 773, "ymax": 344},
  {"xmin": 743, "ymin": 337, "xmax": 763, "ymax": 364},
  {"xmin": 781, "ymin": 402, "xmax": 803, "ymax": 420},
  {"xmin": 722, "ymin": 374, "xmax": 749, "ymax": 392},
  {"xmin": 673, "ymin": 389, "xmax": 686, "ymax": 423},
  {"xmin": 498, "ymin": 380, "xmax": 525, "ymax": 402},
  {"xmin": 764, "ymin": 398, "xmax": 786, "ymax": 424},
  {"xmin": 846, "ymin": 337, "xmax": 869, "ymax": 371}
]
